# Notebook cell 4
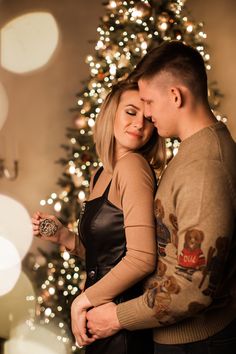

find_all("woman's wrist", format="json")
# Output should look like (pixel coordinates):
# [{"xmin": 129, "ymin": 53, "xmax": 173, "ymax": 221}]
[
  {"xmin": 58, "ymin": 227, "xmax": 76, "ymax": 251},
  {"xmin": 78, "ymin": 292, "xmax": 93, "ymax": 310}
]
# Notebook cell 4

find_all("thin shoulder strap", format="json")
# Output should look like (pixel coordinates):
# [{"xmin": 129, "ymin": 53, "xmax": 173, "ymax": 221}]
[
  {"xmin": 103, "ymin": 179, "xmax": 112, "ymax": 198},
  {"xmin": 92, "ymin": 166, "xmax": 112, "ymax": 198},
  {"xmin": 92, "ymin": 167, "xmax": 103, "ymax": 188}
]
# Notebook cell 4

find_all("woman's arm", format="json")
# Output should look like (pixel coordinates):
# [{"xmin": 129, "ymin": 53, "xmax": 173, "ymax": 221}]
[{"xmin": 84, "ymin": 153, "xmax": 157, "ymax": 306}]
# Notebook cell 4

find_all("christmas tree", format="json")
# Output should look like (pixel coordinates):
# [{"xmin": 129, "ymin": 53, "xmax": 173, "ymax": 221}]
[{"xmin": 25, "ymin": 0, "xmax": 226, "ymax": 352}]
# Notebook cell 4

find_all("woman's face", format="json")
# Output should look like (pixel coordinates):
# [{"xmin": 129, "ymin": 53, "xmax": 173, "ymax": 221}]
[{"xmin": 114, "ymin": 90, "xmax": 154, "ymax": 159}]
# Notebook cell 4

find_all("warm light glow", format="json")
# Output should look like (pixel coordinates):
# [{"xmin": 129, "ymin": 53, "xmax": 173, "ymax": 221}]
[
  {"xmin": 160, "ymin": 22, "xmax": 168, "ymax": 31},
  {"xmin": 0, "ymin": 195, "xmax": 32, "ymax": 260},
  {"xmin": 1, "ymin": 12, "xmax": 59, "ymax": 74},
  {"xmin": 78, "ymin": 191, "xmax": 85, "ymax": 201},
  {"xmin": 0, "ymin": 236, "xmax": 21, "ymax": 296},
  {"xmin": 54, "ymin": 201, "xmax": 62, "ymax": 212},
  {"xmin": 0, "ymin": 81, "xmax": 8, "ymax": 130},
  {"xmin": 0, "ymin": 272, "xmax": 35, "ymax": 339},
  {"xmin": 5, "ymin": 322, "xmax": 67, "ymax": 354}
]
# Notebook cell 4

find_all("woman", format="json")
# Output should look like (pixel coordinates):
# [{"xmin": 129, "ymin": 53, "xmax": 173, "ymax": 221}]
[{"xmin": 32, "ymin": 80, "xmax": 166, "ymax": 353}]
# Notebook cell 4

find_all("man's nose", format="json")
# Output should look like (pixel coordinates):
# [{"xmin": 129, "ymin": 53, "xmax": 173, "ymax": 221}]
[{"xmin": 144, "ymin": 104, "xmax": 151, "ymax": 119}]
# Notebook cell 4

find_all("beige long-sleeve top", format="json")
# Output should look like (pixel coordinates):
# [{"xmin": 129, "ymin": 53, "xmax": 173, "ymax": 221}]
[
  {"xmin": 117, "ymin": 122, "xmax": 236, "ymax": 344},
  {"xmin": 73, "ymin": 152, "xmax": 157, "ymax": 306}
]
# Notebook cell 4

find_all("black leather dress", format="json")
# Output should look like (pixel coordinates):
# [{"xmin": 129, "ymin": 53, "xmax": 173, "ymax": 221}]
[{"xmin": 78, "ymin": 167, "xmax": 153, "ymax": 354}]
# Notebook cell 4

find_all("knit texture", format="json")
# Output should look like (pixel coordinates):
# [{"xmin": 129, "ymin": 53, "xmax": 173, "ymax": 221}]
[{"xmin": 117, "ymin": 122, "xmax": 236, "ymax": 344}]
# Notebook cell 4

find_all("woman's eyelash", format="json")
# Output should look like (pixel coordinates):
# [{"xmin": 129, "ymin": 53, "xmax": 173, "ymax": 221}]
[{"xmin": 126, "ymin": 111, "xmax": 136, "ymax": 116}]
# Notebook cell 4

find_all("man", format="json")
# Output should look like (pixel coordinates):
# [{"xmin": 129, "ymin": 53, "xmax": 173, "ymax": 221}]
[{"xmin": 86, "ymin": 41, "xmax": 236, "ymax": 353}]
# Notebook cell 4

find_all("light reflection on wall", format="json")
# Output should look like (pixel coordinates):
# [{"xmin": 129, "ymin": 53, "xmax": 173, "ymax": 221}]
[
  {"xmin": 5, "ymin": 322, "xmax": 67, "ymax": 354},
  {"xmin": 0, "ymin": 236, "xmax": 21, "ymax": 296},
  {"xmin": 0, "ymin": 195, "xmax": 33, "ymax": 262},
  {"xmin": 0, "ymin": 81, "xmax": 8, "ymax": 130},
  {"xmin": 0, "ymin": 272, "xmax": 35, "ymax": 339},
  {"xmin": 0, "ymin": 12, "xmax": 59, "ymax": 74}
]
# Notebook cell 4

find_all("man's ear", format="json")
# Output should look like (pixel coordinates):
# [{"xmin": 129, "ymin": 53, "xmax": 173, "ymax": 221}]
[{"xmin": 170, "ymin": 87, "xmax": 183, "ymax": 108}]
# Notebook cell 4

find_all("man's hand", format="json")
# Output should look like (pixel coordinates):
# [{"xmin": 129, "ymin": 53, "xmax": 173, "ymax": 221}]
[
  {"xmin": 86, "ymin": 302, "xmax": 122, "ymax": 339},
  {"xmin": 71, "ymin": 293, "xmax": 95, "ymax": 347}
]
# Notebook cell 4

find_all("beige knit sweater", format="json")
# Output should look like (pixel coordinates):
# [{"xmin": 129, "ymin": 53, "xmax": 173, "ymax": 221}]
[{"xmin": 117, "ymin": 122, "xmax": 236, "ymax": 344}]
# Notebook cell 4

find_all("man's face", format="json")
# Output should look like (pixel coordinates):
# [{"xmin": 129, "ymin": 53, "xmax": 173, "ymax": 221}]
[{"xmin": 138, "ymin": 76, "xmax": 178, "ymax": 138}]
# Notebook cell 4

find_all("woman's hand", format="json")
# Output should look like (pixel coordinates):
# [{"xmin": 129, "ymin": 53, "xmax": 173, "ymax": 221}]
[
  {"xmin": 32, "ymin": 211, "xmax": 64, "ymax": 244},
  {"xmin": 71, "ymin": 293, "xmax": 96, "ymax": 347}
]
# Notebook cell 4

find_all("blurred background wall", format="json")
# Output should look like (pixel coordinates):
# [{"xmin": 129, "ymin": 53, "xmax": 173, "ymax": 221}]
[{"xmin": 0, "ymin": 0, "xmax": 235, "ymax": 253}]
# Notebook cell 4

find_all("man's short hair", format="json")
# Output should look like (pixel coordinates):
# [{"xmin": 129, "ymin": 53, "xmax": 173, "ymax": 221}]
[{"xmin": 130, "ymin": 41, "xmax": 208, "ymax": 101}]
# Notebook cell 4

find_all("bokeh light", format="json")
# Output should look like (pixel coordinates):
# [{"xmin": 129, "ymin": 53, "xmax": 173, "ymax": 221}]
[
  {"xmin": 0, "ymin": 12, "xmax": 59, "ymax": 74},
  {"xmin": 0, "ymin": 236, "xmax": 21, "ymax": 296},
  {"xmin": 0, "ymin": 81, "xmax": 8, "ymax": 130},
  {"xmin": 0, "ymin": 194, "xmax": 33, "ymax": 259}
]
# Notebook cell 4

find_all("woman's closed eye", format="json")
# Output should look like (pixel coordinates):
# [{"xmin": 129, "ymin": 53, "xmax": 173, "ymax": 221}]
[{"xmin": 126, "ymin": 110, "xmax": 137, "ymax": 116}]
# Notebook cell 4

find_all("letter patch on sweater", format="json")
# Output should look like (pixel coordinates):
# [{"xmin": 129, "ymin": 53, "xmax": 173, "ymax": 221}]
[{"xmin": 175, "ymin": 229, "xmax": 206, "ymax": 282}]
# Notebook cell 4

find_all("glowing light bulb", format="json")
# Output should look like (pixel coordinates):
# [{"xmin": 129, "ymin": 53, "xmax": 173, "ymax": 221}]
[
  {"xmin": 78, "ymin": 191, "xmax": 85, "ymax": 201},
  {"xmin": 54, "ymin": 201, "xmax": 61, "ymax": 212}
]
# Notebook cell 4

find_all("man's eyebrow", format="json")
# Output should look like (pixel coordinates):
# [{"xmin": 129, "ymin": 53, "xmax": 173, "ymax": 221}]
[{"xmin": 140, "ymin": 98, "xmax": 153, "ymax": 103}]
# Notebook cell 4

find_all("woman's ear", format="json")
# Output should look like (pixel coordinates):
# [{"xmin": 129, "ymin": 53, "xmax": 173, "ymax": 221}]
[{"xmin": 171, "ymin": 87, "xmax": 183, "ymax": 108}]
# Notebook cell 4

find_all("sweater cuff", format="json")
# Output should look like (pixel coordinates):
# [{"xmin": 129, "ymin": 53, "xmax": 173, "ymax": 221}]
[{"xmin": 117, "ymin": 297, "xmax": 158, "ymax": 331}]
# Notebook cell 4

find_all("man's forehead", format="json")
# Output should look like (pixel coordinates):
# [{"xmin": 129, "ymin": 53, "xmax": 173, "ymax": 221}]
[{"xmin": 138, "ymin": 79, "xmax": 156, "ymax": 101}]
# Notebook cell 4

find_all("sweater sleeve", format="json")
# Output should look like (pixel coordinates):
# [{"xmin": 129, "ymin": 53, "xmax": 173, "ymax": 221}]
[
  {"xmin": 84, "ymin": 153, "xmax": 157, "ymax": 306},
  {"xmin": 116, "ymin": 159, "xmax": 235, "ymax": 330},
  {"xmin": 68, "ymin": 232, "xmax": 86, "ymax": 260}
]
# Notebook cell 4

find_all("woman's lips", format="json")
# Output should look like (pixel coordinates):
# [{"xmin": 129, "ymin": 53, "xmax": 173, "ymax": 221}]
[{"xmin": 126, "ymin": 131, "xmax": 143, "ymax": 138}]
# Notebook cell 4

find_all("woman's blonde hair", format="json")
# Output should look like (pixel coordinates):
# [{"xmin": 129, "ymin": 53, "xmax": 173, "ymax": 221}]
[{"xmin": 94, "ymin": 80, "xmax": 166, "ymax": 175}]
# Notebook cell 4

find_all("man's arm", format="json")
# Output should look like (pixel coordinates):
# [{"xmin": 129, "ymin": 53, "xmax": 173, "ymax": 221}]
[
  {"xmin": 116, "ymin": 159, "xmax": 235, "ymax": 331},
  {"xmin": 87, "ymin": 159, "xmax": 235, "ymax": 336}
]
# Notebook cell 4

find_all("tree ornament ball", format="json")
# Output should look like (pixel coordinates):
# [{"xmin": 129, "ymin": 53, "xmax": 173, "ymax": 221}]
[
  {"xmin": 75, "ymin": 115, "xmax": 87, "ymax": 129},
  {"xmin": 39, "ymin": 218, "xmax": 58, "ymax": 237},
  {"xmin": 158, "ymin": 12, "xmax": 170, "ymax": 24}
]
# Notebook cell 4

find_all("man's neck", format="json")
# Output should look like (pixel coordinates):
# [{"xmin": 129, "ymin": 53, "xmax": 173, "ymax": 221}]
[{"xmin": 178, "ymin": 105, "xmax": 217, "ymax": 141}]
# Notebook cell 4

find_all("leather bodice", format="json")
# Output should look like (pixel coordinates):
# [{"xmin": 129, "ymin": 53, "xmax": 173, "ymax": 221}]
[{"xmin": 78, "ymin": 167, "xmax": 143, "ymax": 299}]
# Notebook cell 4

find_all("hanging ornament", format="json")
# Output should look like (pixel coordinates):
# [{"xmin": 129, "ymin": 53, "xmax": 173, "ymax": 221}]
[
  {"xmin": 74, "ymin": 115, "xmax": 87, "ymax": 129},
  {"xmin": 102, "ymin": 14, "xmax": 110, "ymax": 22},
  {"xmin": 81, "ymin": 152, "xmax": 91, "ymax": 163},
  {"xmin": 97, "ymin": 72, "xmax": 106, "ymax": 81}
]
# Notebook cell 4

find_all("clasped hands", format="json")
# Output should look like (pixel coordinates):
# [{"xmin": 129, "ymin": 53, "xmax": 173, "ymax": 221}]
[{"xmin": 71, "ymin": 293, "xmax": 121, "ymax": 347}]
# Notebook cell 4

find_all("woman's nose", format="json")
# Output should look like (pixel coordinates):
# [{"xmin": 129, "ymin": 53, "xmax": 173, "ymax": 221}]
[{"xmin": 133, "ymin": 115, "xmax": 144, "ymax": 129}]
